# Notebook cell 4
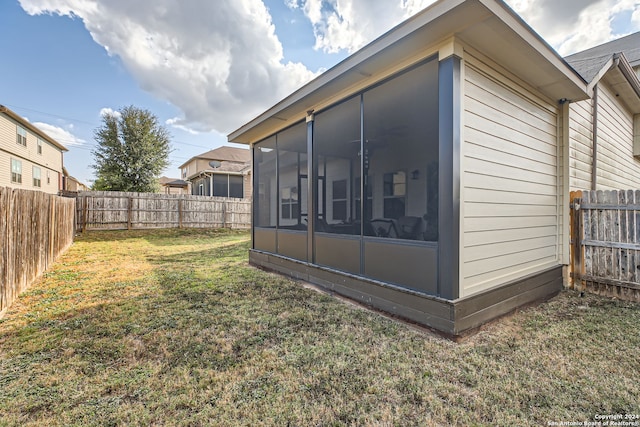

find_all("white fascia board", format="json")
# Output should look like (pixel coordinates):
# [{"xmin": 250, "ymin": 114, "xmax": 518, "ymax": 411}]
[
  {"xmin": 478, "ymin": 0, "xmax": 587, "ymax": 96},
  {"xmin": 227, "ymin": 0, "xmax": 468, "ymax": 144}
]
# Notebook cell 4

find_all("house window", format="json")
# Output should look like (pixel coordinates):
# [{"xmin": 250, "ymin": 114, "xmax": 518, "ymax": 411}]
[
  {"xmin": 16, "ymin": 126, "xmax": 27, "ymax": 146},
  {"xmin": 332, "ymin": 179, "xmax": 347, "ymax": 221},
  {"xmin": 383, "ymin": 171, "xmax": 406, "ymax": 219},
  {"xmin": 11, "ymin": 159, "xmax": 22, "ymax": 184},
  {"xmin": 213, "ymin": 174, "xmax": 229, "ymax": 197},
  {"xmin": 46, "ymin": 170, "xmax": 51, "ymax": 185},
  {"xmin": 354, "ymin": 176, "xmax": 372, "ymax": 221},
  {"xmin": 33, "ymin": 166, "xmax": 41, "ymax": 187},
  {"xmin": 229, "ymin": 175, "xmax": 244, "ymax": 198},
  {"xmin": 37, "ymin": 139, "xmax": 43, "ymax": 155},
  {"xmin": 281, "ymin": 186, "xmax": 299, "ymax": 220},
  {"xmin": 213, "ymin": 174, "xmax": 244, "ymax": 198}
]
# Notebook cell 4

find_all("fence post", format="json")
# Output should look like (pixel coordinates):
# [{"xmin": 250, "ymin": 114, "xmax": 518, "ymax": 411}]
[
  {"xmin": 222, "ymin": 201, "xmax": 227, "ymax": 228},
  {"xmin": 178, "ymin": 198, "xmax": 183, "ymax": 229},
  {"xmin": 49, "ymin": 196, "xmax": 56, "ymax": 263},
  {"xmin": 569, "ymin": 191, "xmax": 583, "ymax": 290},
  {"xmin": 82, "ymin": 196, "xmax": 88, "ymax": 233},
  {"xmin": 127, "ymin": 197, "xmax": 133, "ymax": 230}
]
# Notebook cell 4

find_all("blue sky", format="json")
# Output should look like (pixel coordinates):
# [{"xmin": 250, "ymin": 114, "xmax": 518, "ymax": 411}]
[{"xmin": 1, "ymin": 0, "xmax": 638, "ymax": 186}]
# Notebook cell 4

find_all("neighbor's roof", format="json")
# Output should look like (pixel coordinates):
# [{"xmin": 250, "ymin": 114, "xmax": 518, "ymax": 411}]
[
  {"xmin": 565, "ymin": 32, "xmax": 640, "ymax": 82},
  {"xmin": 0, "ymin": 104, "xmax": 68, "ymax": 152},
  {"xmin": 159, "ymin": 176, "xmax": 189, "ymax": 187},
  {"xmin": 228, "ymin": 0, "xmax": 588, "ymax": 145},
  {"xmin": 565, "ymin": 32, "xmax": 640, "ymax": 113},
  {"xmin": 184, "ymin": 160, "xmax": 250, "ymax": 181},
  {"xmin": 178, "ymin": 146, "xmax": 250, "ymax": 169},
  {"xmin": 159, "ymin": 176, "xmax": 186, "ymax": 185}
]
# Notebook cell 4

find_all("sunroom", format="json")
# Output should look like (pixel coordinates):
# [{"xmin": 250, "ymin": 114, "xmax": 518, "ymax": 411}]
[{"xmin": 229, "ymin": 0, "xmax": 588, "ymax": 336}]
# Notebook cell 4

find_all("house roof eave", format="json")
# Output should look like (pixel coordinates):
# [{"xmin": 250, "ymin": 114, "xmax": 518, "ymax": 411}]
[
  {"xmin": 185, "ymin": 169, "xmax": 246, "ymax": 182},
  {"xmin": 0, "ymin": 105, "xmax": 68, "ymax": 152},
  {"xmin": 601, "ymin": 53, "xmax": 640, "ymax": 114},
  {"xmin": 228, "ymin": 0, "xmax": 588, "ymax": 145}
]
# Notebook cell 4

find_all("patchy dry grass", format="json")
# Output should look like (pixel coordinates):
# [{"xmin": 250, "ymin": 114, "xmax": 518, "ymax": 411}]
[{"xmin": 0, "ymin": 229, "xmax": 639, "ymax": 426}]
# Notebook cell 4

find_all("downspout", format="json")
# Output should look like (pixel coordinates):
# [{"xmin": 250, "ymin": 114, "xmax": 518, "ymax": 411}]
[{"xmin": 591, "ymin": 83, "xmax": 599, "ymax": 190}]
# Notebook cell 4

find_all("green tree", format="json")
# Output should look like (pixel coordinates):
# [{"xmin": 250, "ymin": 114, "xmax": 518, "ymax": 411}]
[{"xmin": 92, "ymin": 106, "xmax": 171, "ymax": 192}]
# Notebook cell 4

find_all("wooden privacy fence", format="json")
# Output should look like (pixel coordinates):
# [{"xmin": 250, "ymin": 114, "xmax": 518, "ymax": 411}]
[
  {"xmin": 0, "ymin": 187, "xmax": 75, "ymax": 316},
  {"xmin": 76, "ymin": 191, "xmax": 251, "ymax": 231},
  {"xmin": 570, "ymin": 190, "xmax": 640, "ymax": 302}
]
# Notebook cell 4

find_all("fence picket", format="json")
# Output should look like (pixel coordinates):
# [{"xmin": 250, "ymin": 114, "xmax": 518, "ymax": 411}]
[
  {"xmin": 573, "ymin": 189, "xmax": 640, "ymax": 301},
  {"xmin": 75, "ymin": 191, "xmax": 251, "ymax": 231},
  {"xmin": 0, "ymin": 187, "xmax": 75, "ymax": 317}
]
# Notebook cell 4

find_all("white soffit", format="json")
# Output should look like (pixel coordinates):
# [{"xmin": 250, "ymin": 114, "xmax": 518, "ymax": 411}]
[{"xmin": 604, "ymin": 67, "xmax": 640, "ymax": 114}]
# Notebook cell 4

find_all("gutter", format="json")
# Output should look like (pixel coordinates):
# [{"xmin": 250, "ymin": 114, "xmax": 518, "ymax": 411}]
[
  {"xmin": 614, "ymin": 53, "xmax": 640, "ymax": 99},
  {"xmin": 186, "ymin": 169, "xmax": 245, "ymax": 182}
]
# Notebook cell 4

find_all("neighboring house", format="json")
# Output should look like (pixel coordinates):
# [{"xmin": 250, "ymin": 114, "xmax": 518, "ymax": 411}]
[
  {"xmin": 62, "ymin": 167, "xmax": 89, "ymax": 192},
  {"xmin": 0, "ymin": 105, "xmax": 67, "ymax": 194},
  {"xmin": 229, "ymin": 0, "xmax": 593, "ymax": 336},
  {"xmin": 159, "ymin": 176, "xmax": 189, "ymax": 194},
  {"xmin": 179, "ymin": 146, "xmax": 251, "ymax": 199},
  {"xmin": 565, "ymin": 32, "xmax": 640, "ymax": 190}
]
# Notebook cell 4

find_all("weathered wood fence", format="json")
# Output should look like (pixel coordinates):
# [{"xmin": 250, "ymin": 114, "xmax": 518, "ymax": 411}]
[
  {"xmin": 0, "ymin": 187, "xmax": 75, "ymax": 316},
  {"xmin": 76, "ymin": 191, "xmax": 251, "ymax": 231},
  {"xmin": 570, "ymin": 190, "xmax": 640, "ymax": 302}
]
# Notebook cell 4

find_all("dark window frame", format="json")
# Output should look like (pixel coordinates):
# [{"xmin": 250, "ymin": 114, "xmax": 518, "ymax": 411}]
[
  {"xmin": 213, "ymin": 173, "xmax": 245, "ymax": 199},
  {"xmin": 280, "ymin": 186, "xmax": 299, "ymax": 220},
  {"xmin": 382, "ymin": 171, "xmax": 407, "ymax": 220},
  {"xmin": 332, "ymin": 179, "xmax": 348, "ymax": 222}
]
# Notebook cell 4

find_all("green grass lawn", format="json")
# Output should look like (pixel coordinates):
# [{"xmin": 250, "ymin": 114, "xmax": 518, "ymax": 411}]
[{"xmin": 1, "ymin": 229, "xmax": 639, "ymax": 426}]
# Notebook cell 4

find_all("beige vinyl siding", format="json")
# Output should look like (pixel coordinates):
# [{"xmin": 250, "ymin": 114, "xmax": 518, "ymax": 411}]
[
  {"xmin": 243, "ymin": 173, "xmax": 252, "ymax": 199},
  {"xmin": 0, "ymin": 152, "xmax": 9, "ymax": 188},
  {"xmin": 568, "ymin": 99, "xmax": 593, "ymax": 190},
  {"xmin": 593, "ymin": 82, "xmax": 640, "ymax": 189},
  {"xmin": 0, "ymin": 113, "xmax": 63, "ymax": 194},
  {"xmin": 461, "ymin": 54, "xmax": 560, "ymax": 297},
  {"xmin": 182, "ymin": 159, "xmax": 197, "ymax": 179},
  {"xmin": 196, "ymin": 158, "xmax": 212, "ymax": 172},
  {"xmin": 0, "ymin": 113, "xmax": 20, "ymax": 155}
]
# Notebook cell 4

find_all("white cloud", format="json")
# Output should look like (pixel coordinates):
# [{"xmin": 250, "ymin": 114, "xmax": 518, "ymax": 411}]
[
  {"xmin": 33, "ymin": 122, "xmax": 86, "ymax": 147},
  {"xmin": 288, "ymin": 0, "xmax": 437, "ymax": 54},
  {"xmin": 502, "ymin": 0, "xmax": 640, "ymax": 55},
  {"xmin": 19, "ymin": 0, "xmax": 316, "ymax": 134},
  {"xmin": 290, "ymin": 0, "xmax": 640, "ymax": 56},
  {"xmin": 18, "ymin": 0, "xmax": 640, "ymax": 137},
  {"xmin": 99, "ymin": 107, "xmax": 121, "ymax": 119},
  {"xmin": 166, "ymin": 117, "xmax": 200, "ymax": 135}
]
